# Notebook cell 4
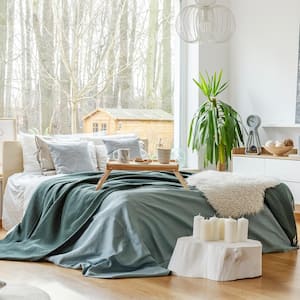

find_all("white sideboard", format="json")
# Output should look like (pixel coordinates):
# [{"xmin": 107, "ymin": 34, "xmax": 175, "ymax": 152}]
[{"xmin": 232, "ymin": 152, "xmax": 300, "ymax": 205}]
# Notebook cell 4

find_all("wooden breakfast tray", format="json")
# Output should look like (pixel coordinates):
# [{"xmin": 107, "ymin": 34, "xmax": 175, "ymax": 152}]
[{"xmin": 95, "ymin": 160, "xmax": 189, "ymax": 190}]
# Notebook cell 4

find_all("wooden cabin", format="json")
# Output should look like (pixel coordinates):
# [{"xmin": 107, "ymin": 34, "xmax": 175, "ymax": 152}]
[{"xmin": 83, "ymin": 108, "xmax": 174, "ymax": 155}]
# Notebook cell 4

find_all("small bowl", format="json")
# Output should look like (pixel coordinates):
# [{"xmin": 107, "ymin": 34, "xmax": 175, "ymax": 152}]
[{"xmin": 264, "ymin": 145, "xmax": 293, "ymax": 156}]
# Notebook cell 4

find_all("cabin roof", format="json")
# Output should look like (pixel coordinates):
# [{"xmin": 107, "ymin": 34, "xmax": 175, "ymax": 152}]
[{"xmin": 83, "ymin": 108, "xmax": 173, "ymax": 121}]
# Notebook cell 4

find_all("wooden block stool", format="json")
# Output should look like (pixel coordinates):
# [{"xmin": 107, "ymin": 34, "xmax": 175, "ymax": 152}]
[{"xmin": 168, "ymin": 236, "xmax": 262, "ymax": 281}]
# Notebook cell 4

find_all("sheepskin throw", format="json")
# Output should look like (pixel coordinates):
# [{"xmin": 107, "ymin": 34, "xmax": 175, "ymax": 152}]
[{"xmin": 187, "ymin": 171, "xmax": 280, "ymax": 218}]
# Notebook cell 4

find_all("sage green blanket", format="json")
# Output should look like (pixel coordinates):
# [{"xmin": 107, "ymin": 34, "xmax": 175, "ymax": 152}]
[{"xmin": 0, "ymin": 172, "xmax": 298, "ymax": 278}]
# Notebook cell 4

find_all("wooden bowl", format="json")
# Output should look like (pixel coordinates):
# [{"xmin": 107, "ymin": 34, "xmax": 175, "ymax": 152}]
[{"xmin": 264, "ymin": 145, "xmax": 293, "ymax": 156}]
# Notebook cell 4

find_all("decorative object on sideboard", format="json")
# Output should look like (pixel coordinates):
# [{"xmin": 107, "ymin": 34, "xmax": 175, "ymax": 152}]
[
  {"xmin": 245, "ymin": 115, "xmax": 262, "ymax": 155},
  {"xmin": 175, "ymin": 0, "xmax": 235, "ymax": 44},
  {"xmin": 0, "ymin": 118, "xmax": 17, "ymax": 141},
  {"xmin": 264, "ymin": 139, "xmax": 294, "ymax": 156},
  {"xmin": 188, "ymin": 70, "xmax": 244, "ymax": 171}
]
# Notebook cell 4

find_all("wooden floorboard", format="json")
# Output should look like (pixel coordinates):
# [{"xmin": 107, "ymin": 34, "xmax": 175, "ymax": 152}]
[{"xmin": 0, "ymin": 222, "xmax": 299, "ymax": 300}]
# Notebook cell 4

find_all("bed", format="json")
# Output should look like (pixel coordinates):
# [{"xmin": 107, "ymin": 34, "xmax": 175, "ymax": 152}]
[{"xmin": 0, "ymin": 140, "xmax": 298, "ymax": 279}]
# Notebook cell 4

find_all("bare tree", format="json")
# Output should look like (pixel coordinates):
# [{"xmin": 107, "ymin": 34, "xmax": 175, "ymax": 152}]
[
  {"xmin": 103, "ymin": 1, "xmax": 118, "ymax": 109},
  {"xmin": 5, "ymin": 0, "xmax": 15, "ymax": 117},
  {"xmin": 127, "ymin": 0, "xmax": 136, "ymax": 107},
  {"xmin": 116, "ymin": 0, "xmax": 130, "ymax": 108},
  {"xmin": 0, "ymin": 0, "xmax": 177, "ymax": 133},
  {"xmin": 58, "ymin": 0, "xmax": 71, "ymax": 133},
  {"xmin": 161, "ymin": 0, "xmax": 172, "ymax": 113},
  {"xmin": 0, "ymin": 0, "xmax": 7, "ymax": 116},
  {"xmin": 33, "ymin": 0, "xmax": 55, "ymax": 133},
  {"xmin": 145, "ymin": 0, "xmax": 159, "ymax": 109}
]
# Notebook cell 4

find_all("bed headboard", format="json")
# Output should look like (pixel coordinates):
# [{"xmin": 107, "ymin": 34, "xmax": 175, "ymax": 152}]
[{"xmin": 1, "ymin": 141, "xmax": 23, "ymax": 192}]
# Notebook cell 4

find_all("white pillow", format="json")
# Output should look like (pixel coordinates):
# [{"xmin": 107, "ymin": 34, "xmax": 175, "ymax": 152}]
[
  {"xmin": 18, "ymin": 133, "xmax": 142, "ymax": 174},
  {"xmin": 87, "ymin": 142, "xmax": 98, "ymax": 170},
  {"xmin": 47, "ymin": 142, "xmax": 97, "ymax": 174},
  {"xmin": 79, "ymin": 133, "xmax": 138, "ymax": 145},
  {"xmin": 95, "ymin": 145, "xmax": 108, "ymax": 170},
  {"xmin": 19, "ymin": 133, "xmax": 41, "ymax": 174}
]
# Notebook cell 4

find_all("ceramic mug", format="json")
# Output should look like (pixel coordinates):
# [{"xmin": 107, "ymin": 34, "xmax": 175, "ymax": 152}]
[
  {"xmin": 113, "ymin": 148, "xmax": 130, "ymax": 163},
  {"xmin": 157, "ymin": 148, "xmax": 171, "ymax": 164}
]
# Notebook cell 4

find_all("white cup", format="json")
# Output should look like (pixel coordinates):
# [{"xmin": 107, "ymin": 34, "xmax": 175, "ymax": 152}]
[
  {"xmin": 157, "ymin": 148, "xmax": 171, "ymax": 164},
  {"xmin": 113, "ymin": 148, "xmax": 130, "ymax": 163}
]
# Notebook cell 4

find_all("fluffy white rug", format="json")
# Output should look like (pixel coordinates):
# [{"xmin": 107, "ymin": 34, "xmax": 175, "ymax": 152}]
[{"xmin": 187, "ymin": 171, "xmax": 280, "ymax": 218}]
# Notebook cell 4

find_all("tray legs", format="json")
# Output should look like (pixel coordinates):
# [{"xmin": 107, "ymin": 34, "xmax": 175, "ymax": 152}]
[
  {"xmin": 96, "ymin": 169, "xmax": 189, "ymax": 190},
  {"xmin": 95, "ymin": 170, "xmax": 112, "ymax": 190},
  {"xmin": 174, "ymin": 171, "xmax": 189, "ymax": 190}
]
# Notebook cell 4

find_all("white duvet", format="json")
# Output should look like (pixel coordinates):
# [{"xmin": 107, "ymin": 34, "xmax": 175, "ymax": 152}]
[{"xmin": 2, "ymin": 173, "xmax": 61, "ymax": 230}]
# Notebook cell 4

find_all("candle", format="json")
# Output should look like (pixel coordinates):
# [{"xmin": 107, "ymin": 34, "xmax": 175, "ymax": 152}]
[
  {"xmin": 237, "ymin": 217, "xmax": 249, "ymax": 242},
  {"xmin": 217, "ymin": 218, "xmax": 225, "ymax": 240},
  {"xmin": 209, "ymin": 216, "xmax": 219, "ymax": 241},
  {"xmin": 193, "ymin": 214, "xmax": 204, "ymax": 239},
  {"xmin": 200, "ymin": 218, "xmax": 211, "ymax": 241},
  {"xmin": 224, "ymin": 218, "xmax": 237, "ymax": 243}
]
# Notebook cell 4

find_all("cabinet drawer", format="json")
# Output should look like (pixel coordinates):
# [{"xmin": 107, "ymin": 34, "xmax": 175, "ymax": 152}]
[
  {"xmin": 232, "ymin": 157, "xmax": 265, "ymax": 176},
  {"xmin": 265, "ymin": 159, "xmax": 300, "ymax": 182}
]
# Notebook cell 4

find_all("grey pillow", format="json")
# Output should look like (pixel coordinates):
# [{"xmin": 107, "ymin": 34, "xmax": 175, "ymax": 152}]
[
  {"xmin": 35, "ymin": 135, "xmax": 56, "ymax": 172},
  {"xmin": 102, "ymin": 136, "xmax": 141, "ymax": 160},
  {"xmin": 47, "ymin": 142, "xmax": 97, "ymax": 174}
]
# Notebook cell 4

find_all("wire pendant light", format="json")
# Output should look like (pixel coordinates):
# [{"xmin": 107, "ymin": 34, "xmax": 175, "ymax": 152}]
[{"xmin": 175, "ymin": 1, "xmax": 235, "ymax": 44}]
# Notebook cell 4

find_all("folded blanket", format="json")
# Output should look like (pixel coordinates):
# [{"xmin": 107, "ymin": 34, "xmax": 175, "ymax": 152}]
[{"xmin": 187, "ymin": 171, "xmax": 280, "ymax": 218}]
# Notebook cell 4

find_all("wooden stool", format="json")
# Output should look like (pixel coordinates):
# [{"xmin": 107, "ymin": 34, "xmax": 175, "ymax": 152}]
[{"xmin": 168, "ymin": 236, "xmax": 262, "ymax": 281}]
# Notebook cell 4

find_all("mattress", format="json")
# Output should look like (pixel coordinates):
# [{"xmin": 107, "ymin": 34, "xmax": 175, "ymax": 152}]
[{"xmin": 2, "ymin": 173, "xmax": 60, "ymax": 230}]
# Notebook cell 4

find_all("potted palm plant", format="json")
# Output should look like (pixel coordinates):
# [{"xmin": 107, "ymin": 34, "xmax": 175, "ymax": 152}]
[{"xmin": 188, "ymin": 70, "xmax": 244, "ymax": 170}]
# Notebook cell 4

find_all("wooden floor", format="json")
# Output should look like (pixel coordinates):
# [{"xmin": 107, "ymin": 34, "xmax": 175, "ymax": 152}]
[{"xmin": 0, "ymin": 222, "xmax": 300, "ymax": 300}]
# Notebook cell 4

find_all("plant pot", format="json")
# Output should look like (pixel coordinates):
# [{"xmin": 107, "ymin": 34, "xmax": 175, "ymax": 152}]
[{"xmin": 217, "ymin": 162, "xmax": 227, "ymax": 171}]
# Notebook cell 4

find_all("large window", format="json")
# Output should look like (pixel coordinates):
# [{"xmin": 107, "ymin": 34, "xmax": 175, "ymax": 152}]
[{"xmin": 0, "ymin": 0, "xmax": 179, "ymax": 153}]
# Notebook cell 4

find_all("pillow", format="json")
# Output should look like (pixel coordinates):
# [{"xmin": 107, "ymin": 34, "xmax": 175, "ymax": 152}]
[
  {"xmin": 79, "ymin": 133, "xmax": 137, "ymax": 145},
  {"xmin": 19, "ymin": 133, "xmax": 41, "ymax": 173},
  {"xmin": 35, "ymin": 135, "xmax": 56, "ymax": 171},
  {"xmin": 95, "ymin": 145, "xmax": 108, "ymax": 170},
  {"xmin": 87, "ymin": 143, "xmax": 98, "ymax": 170},
  {"xmin": 102, "ymin": 136, "xmax": 141, "ymax": 160},
  {"xmin": 35, "ymin": 136, "xmax": 98, "ymax": 173},
  {"xmin": 47, "ymin": 142, "xmax": 97, "ymax": 174}
]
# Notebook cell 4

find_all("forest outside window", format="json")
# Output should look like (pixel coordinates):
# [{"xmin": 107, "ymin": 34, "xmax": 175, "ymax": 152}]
[{"xmin": 0, "ymin": 0, "xmax": 179, "ymax": 155}]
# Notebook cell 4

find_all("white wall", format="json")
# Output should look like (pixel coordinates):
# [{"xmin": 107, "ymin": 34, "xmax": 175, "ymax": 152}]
[
  {"xmin": 182, "ymin": 0, "xmax": 230, "ymax": 169},
  {"xmin": 183, "ymin": 0, "xmax": 300, "ymax": 166},
  {"xmin": 229, "ymin": 0, "xmax": 300, "ymax": 145},
  {"xmin": 182, "ymin": 43, "xmax": 229, "ymax": 169},
  {"xmin": 176, "ymin": 40, "xmax": 200, "ymax": 168}
]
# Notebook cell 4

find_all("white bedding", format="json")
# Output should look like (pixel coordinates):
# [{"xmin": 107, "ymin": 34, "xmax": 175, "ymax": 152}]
[{"xmin": 2, "ymin": 173, "xmax": 61, "ymax": 230}]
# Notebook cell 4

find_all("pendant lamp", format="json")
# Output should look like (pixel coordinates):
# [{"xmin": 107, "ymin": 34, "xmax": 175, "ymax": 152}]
[{"xmin": 176, "ymin": 1, "xmax": 235, "ymax": 44}]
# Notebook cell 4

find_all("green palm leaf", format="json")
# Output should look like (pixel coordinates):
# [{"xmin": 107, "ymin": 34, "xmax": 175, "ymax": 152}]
[{"xmin": 188, "ymin": 70, "xmax": 245, "ymax": 169}]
